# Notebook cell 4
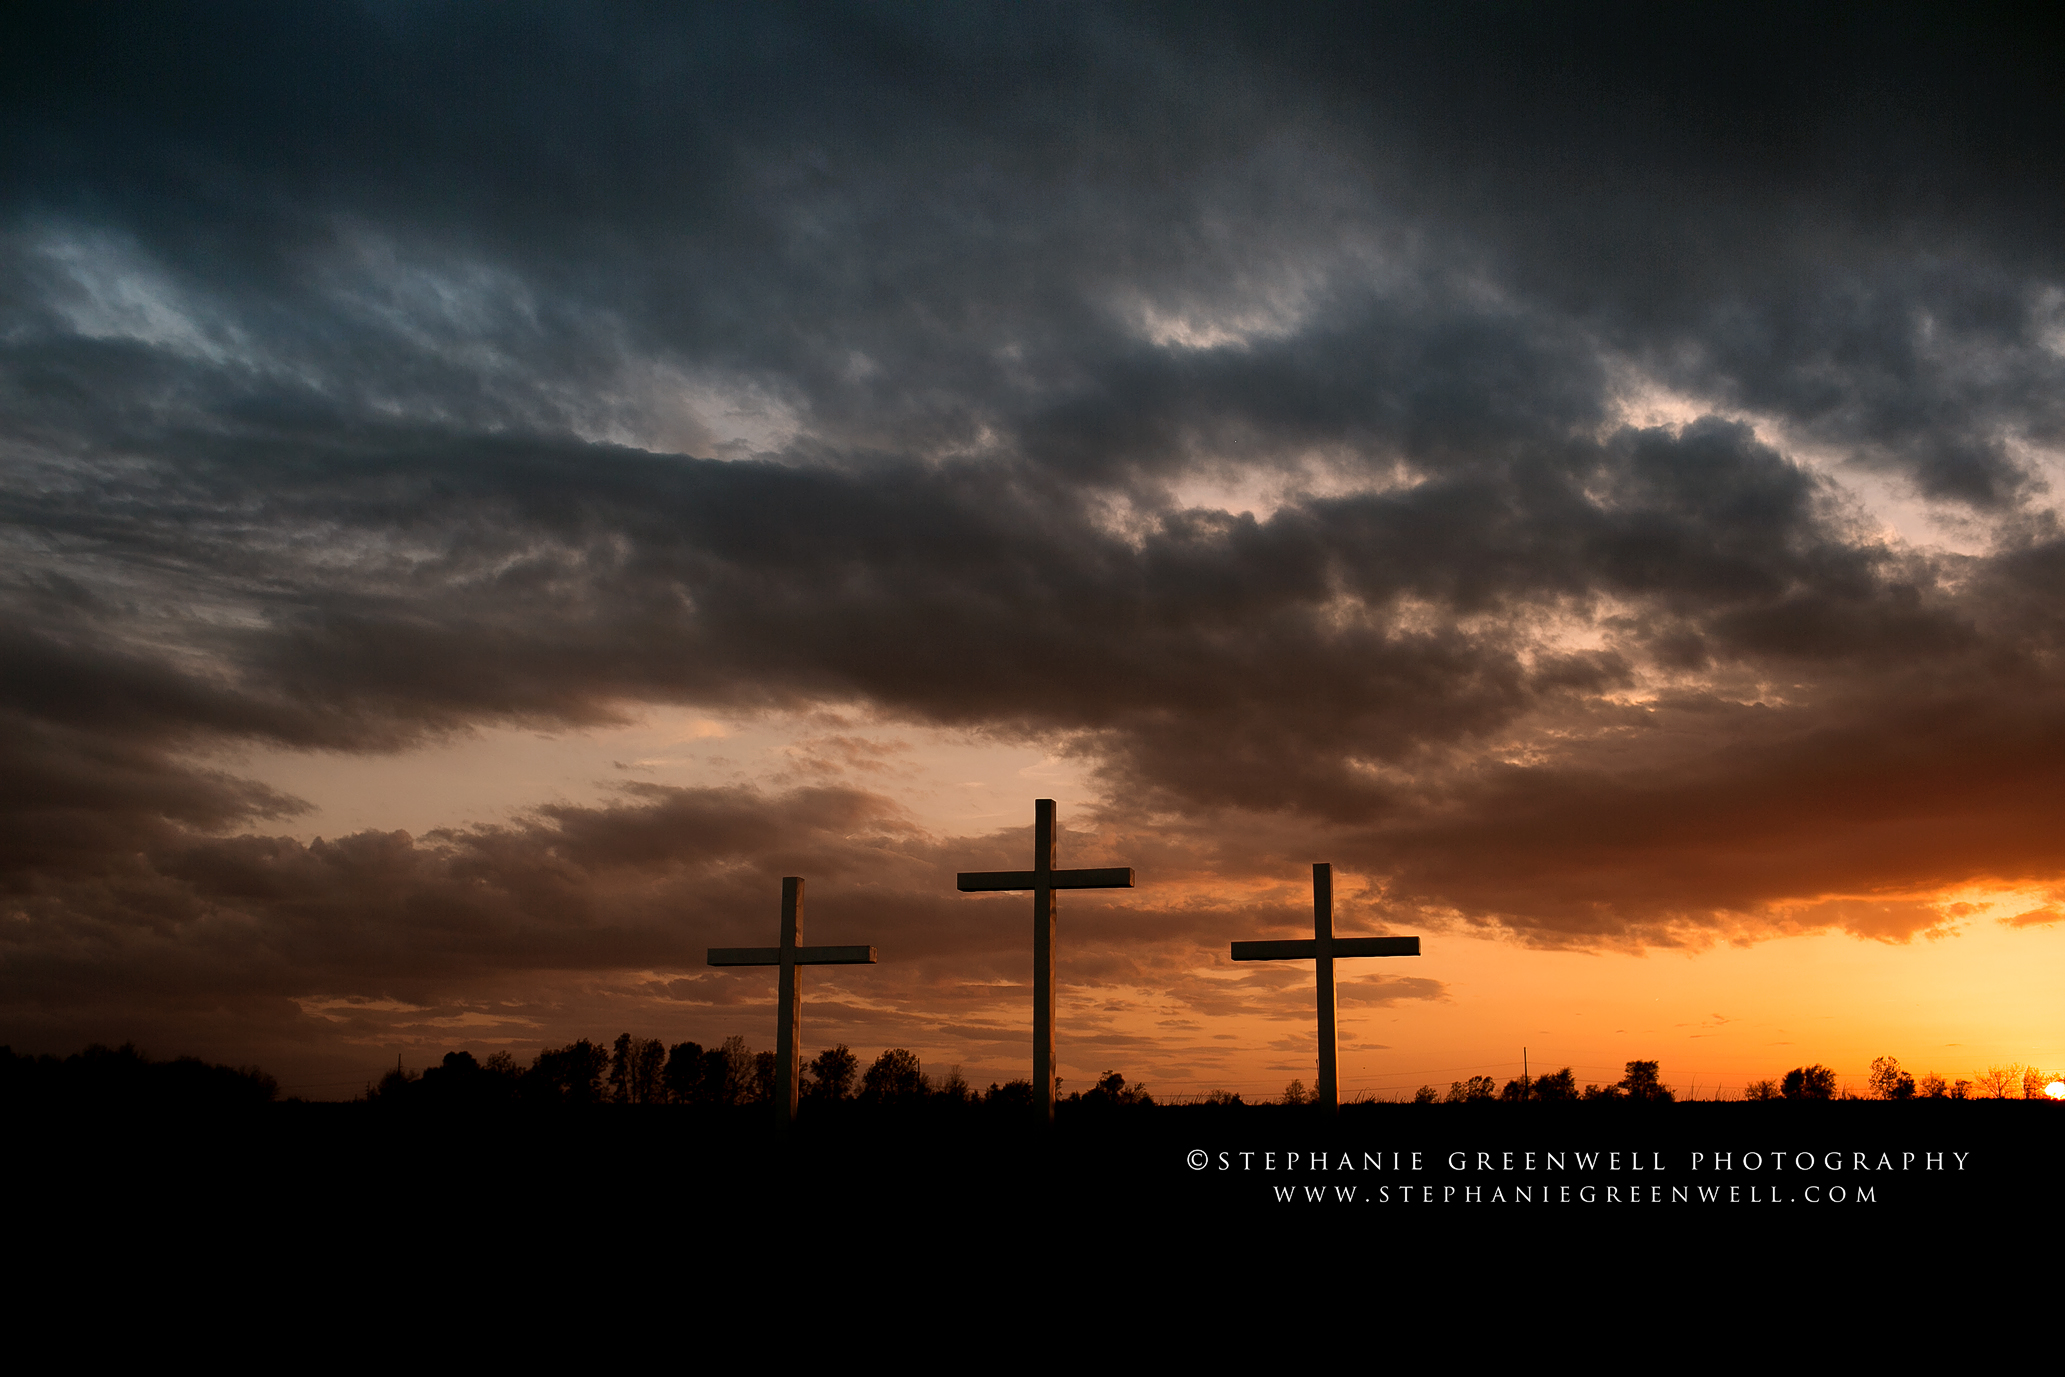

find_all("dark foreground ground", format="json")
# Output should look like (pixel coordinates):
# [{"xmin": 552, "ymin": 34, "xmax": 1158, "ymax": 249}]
[{"xmin": 11, "ymin": 1099, "xmax": 2051, "ymax": 1280}]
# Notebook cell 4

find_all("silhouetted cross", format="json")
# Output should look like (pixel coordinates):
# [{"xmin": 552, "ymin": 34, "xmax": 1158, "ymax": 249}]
[
  {"xmin": 1231, "ymin": 863, "xmax": 1420, "ymax": 1114},
  {"xmin": 957, "ymin": 799, "xmax": 1135, "ymax": 1124},
  {"xmin": 708, "ymin": 876, "xmax": 877, "ymax": 1129}
]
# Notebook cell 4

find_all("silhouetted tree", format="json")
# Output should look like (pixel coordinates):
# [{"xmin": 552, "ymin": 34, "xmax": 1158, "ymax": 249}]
[
  {"xmin": 696, "ymin": 1036, "xmax": 754, "ymax": 1106},
  {"xmin": 610, "ymin": 1035, "xmax": 633, "ymax": 1100},
  {"xmin": 1447, "ymin": 1075, "xmax": 1496, "ymax": 1102},
  {"xmin": 861, "ymin": 1048, "xmax": 925, "ymax": 1105},
  {"xmin": 1780, "ymin": 1065, "xmax": 1837, "ymax": 1100},
  {"xmin": 634, "ymin": 1037, "xmax": 665, "ymax": 1102},
  {"xmin": 1411, "ymin": 1084, "xmax": 1439, "ymax": 1104},
  {"xmin": 1868, "ymin": 1056, "xmax": 1916, "ymax": 1100},
  {"xmin": 935, "ymin": 1064, "xmax": 973, "ymax": 1104},
  {"xmin": 1973, "ymin": 1064, "xmax": 2020, "ymax": 1098},
  {"xmin": 662, "ymin": 1041, "xmax": 705, "ymax": 1102},
  {"xmin": 1744, "ymin": 1078, "xmax": 1781, "ymax": 1100},
  {"xmin": 1496, "ymin": 1072, "xmax": 1568, "ymax": 1101},
  {"xmin": 1282, "ymin": 1079, "xmax": 1310, "ymax": 1105},
  {"xmin": 751, "ymin": 1050, "xmax": 777, "ymax": 1105},
  {"xmin": 367, "ymin": 1062, "xmax": 419, "ymax": 1101},
  {"xmin": 1618, "ymin": 1060, "xmax": 1674, "ymax": 1102},
  {"xmin": 410, "ymin": 1050, "xmax": 519, "ymax": 1107},
  {"xmin": 1496, "ymin": 1067, "xmax": 1575, "ymax": 1101},
  {"xmin": 805, "ymin": 1044, "xmax": 858, "ymax": 1101},
  {"xmin": 698, "ymin": 1044, "xmax": 732, "ymax": 1104},
  {"xmin": 523, "ymin": 1040, "xmax": 609, "ymax": 1104},
  {"xmin": 1081, "ymin": 1069, "xmax": 1151, "ymax": 1109},
  {"xmin": 609, "ymin": 1034, "xmax": 667, "ymax": 1103},
  {"xmin": 1917, "ymin": 1071, "xmax": 1948, "ymax": 1098},
  {"xmin": 984, "ymin": 1079, "xmax": 1034, "ymax": 1114}
]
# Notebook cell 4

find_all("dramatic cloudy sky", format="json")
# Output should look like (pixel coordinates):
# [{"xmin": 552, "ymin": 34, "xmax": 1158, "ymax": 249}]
[{"xmin": 6, "ymin": 3, "xmax": 2063, "ymax": 1097}]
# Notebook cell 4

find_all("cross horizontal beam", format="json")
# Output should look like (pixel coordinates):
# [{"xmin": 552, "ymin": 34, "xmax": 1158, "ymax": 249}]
[
  {"xmin": 957, "ymin": 868, "xmax": 1135, "ymax": 892},
  {"xmin": 706, "ymin": 944, "xmax": 879, "ymax": 966},
  {"xmin": 1231, "ymin": 936, "xmax": 1420, "ymax": 961}
]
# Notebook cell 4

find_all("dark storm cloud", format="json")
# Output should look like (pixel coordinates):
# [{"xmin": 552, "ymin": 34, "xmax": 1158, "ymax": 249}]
[
  {"xmin": 12, "ymin": 3, "xmax": 2058, "ymax": 492},
  {"xmin": 5, "ymin": 3, "xmax": 2065, "ymax": 1067},
  {"xmin": 4, "ymin": 784, "xmax": 925, "ymax": 1007},
  {"xmin": 5, "ymin": 411, "xmax": 1950, "ymax": 821}
]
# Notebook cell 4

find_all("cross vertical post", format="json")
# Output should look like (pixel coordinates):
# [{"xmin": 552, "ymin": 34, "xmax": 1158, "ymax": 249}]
[
  {"xmin": 1313, "ymin": 862, "xmax": 1338, "ymax": 1113},
  {"xmin": 1032, "ymin": 798, "xmax": 1056, "ymax": 1128},
  {"xmin": 1231, "ymin": 863, "xmax": 1421, "ymax": 1115},
  {"xmin": 956, "ymin": 799, "xmax": 1135, "ymax": 1125},
  {"xmin": 776, "ymin": 875, "xmax": 803, "ymax": 1128}
]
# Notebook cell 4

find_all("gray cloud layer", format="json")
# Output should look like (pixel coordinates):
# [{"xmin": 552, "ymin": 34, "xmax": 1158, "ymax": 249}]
[{"xmin": 4, "ymin": 3, "xmax": 2063, "ymax": 1075}]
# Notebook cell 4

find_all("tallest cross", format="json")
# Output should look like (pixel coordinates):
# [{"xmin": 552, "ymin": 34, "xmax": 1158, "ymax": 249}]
[{"xmin": 956, "ymin": 799, "xmax": 1134, "ymax": 1124}]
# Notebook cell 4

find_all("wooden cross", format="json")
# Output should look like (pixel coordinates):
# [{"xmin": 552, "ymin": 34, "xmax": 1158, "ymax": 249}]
[
  {"xmin": 957, "ymin": 799, "xmax": 1134, "ymax": 1124},
  {"xmin": 1231, "ymin": 863, "xmax": 1420, "ymax": 1114},
  {"xmin": 708, "ymin": 876, "xmax": 877, "ymax": 1129}
]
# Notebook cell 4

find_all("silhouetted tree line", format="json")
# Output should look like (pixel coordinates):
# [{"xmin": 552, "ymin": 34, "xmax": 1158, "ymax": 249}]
[
  {"xmin": 1404, "ymin": 1061, "xmax": 1672, "ymax": 1105},
  {"xmin": 17, "ymin": 1038, "xmax": 2050, "ymax": 1113},
  {"xmin": 1740, "ymin": 1056, "xmax": 2062, "ymax": 1101},
  {"xmin": 1389, "ymin": 1055, "xmax": 2065, "ymax": 1104},
  {"xmin": 364, "ymin": 1037, "xmax": 744, "ymax": 1108},
  {"xmin": 361, "ymin": 1035, "xmax": 1158, "ymax": 1116},
  {"xmin": 1, "ymin": 1043, "xmax": 278, "ymax": 1107}
]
